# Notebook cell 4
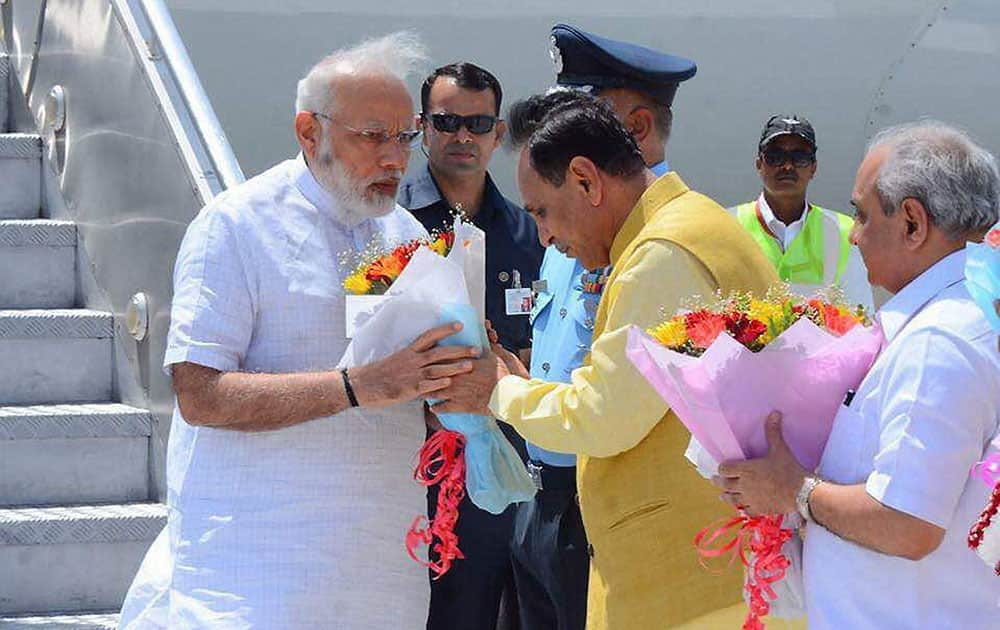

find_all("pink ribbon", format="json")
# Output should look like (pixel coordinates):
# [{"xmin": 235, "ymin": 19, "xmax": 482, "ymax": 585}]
[
  {"xmin": 971, "ymin": 453, "xmax": 1000, "ymax": 488},
  {"xmin": 406, "ymin": 430, "xmax": 466, "ymax": 578}
]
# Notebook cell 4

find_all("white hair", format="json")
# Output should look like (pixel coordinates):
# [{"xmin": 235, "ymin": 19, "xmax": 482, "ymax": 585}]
[
  {"xmin": 867, "ymin": 120, "xmax": 1000, "ymax": 239},
  {"xmin": 312, "ymin": 144, "xmax": 400, "ymax": 225},
  {"xmin": 294, "ymin": 31, "xmax": 428, "ymax": 115}
]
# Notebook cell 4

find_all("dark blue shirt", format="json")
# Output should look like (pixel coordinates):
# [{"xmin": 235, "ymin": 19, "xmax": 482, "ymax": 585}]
[{"xmin": 398, "ymin": 165, "xmax": 544, "ymax": 352}]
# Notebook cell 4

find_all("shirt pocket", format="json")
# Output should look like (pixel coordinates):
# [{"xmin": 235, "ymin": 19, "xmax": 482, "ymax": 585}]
[
  {"xmin": 554, "ymin": 296, "xmax": 598, "ymax": 376},
  {"xmin": 569, "ymin": 294, "xmax": 598, "ymax": 335},
  {"xmin": 529, "ymin": 290, "xmax": 554, "ymax": 326},
  {"xmin": 818, "ymin": 403, "xmax": 874, "ymax": 484}
]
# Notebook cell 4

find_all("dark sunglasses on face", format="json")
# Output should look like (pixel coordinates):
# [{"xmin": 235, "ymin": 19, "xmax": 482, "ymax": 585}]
[
  {"xmin": 761, "ymin": 147, "xmax": 816, "ymax": 168},
  {"xmin": 426, "ymin": 112, "xmax": 498, "ymax": 135}
]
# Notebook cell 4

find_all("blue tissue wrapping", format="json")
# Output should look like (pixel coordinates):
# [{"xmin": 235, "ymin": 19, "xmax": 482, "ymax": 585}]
[
  {"xmin": 430, "ymin": 303, "xmax": 537, "ymax": 514},
  {"xmin": 966, "ymin": 227, "xmax": 1000, "ymax": 332}
]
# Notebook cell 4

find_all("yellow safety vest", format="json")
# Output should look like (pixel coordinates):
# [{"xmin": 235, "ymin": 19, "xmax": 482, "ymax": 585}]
[{"xmin": 733, "ymin": 201, "xmax": 854, "ymax": 286}]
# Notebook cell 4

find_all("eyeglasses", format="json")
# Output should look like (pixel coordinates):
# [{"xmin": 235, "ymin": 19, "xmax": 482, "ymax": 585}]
[
  {"xmin": 761, "ymin": 147, "xmax": 816, "ymax": 168},
  {"xmin": 425, "ymin": 112, "xmax": 498, "ymax": 135},
  {"xmin": 312, "ymin": 112, "xmax": 421, "ymax": 148}
]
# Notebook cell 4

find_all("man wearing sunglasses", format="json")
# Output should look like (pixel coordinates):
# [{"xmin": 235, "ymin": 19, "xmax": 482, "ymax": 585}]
[
  {"xmin": 398, "ymin": 62, "xmax": 544, "ymax": 630},
  {"xmin": 732, "ymin": 115, "xmax": 874, "ymax": 310}
]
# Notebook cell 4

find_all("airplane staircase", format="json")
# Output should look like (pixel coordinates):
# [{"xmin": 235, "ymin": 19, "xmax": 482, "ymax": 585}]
[{"xmin": 0, "ymin": 43, "xmax": 166, "ymax": 630}]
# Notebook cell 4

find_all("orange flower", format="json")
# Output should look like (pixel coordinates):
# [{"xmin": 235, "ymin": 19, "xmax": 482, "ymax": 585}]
[{"xmin": 365, "ymin": 253, "xmax": 407, "ymax": 285}]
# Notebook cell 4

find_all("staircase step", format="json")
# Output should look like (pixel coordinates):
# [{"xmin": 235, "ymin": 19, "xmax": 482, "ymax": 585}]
[
  {"xmin": 0, "ymin": 404, "xmax": 152, "ymax": 506},
  {"xmin": 0, "ymin": 611, "xmax": 118, "ymax": 629},
  {"xmin": 0, "ymin": 310, "xmax": 112, "ymax": 405},
  {"xmin": 0, "ymin": 220, "xmax": 76, "ymax": 309},
  {"xmin": 0, "ymin": 503, "xmax": 166, "ymax": 615},
  {"xmin": 0, "ymin": 134, "xmax": 40, "ymax": 219}
]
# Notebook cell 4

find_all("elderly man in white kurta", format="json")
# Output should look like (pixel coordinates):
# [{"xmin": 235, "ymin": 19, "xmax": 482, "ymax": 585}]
[
  {"xmin": 119, "ymin": 33, "xmax": 479, "ymax": 629},
  {"xmin": 716, "ymin": 121, "xmax": 1000, "ymax": 628}
]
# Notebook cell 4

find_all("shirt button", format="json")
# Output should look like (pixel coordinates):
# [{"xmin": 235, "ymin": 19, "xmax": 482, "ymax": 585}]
[
  {"xmin": 587, "ymin": 543, "xmax": 595, "ymax": 558},
  {"xmin": 542, "ymin": 362, "xmax": 551, "ymax": 373},
  {"xmin": 585, "ymin": 318, "xmax": 594, "ymax": 328},
  {"xmin": 559, "ymin": 308, "xmax": 567, "ymax": 318},
  {"xmin": 577, "ymin": 343, "xmax": 589, "ymax": 350},
  {"xmin": 498, "ymin": 271, "xmax": 510, "ymax": 283}
]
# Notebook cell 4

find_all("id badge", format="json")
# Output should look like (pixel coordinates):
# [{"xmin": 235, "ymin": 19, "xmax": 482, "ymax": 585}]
[{"xmin": 505, "ymin": 287, "xmax": 533, "ymax": 316}]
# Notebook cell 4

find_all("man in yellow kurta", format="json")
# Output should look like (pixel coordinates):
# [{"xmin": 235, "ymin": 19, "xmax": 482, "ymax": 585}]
[{"xmin": 435, "ymin": 92, "xmax": 779, "ymax": 629}]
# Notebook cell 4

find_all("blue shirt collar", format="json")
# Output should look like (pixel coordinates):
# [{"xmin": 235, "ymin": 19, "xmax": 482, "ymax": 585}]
[
  {"xmin": 650, "ymin": 160, "xmax": 670, "ymax": 177},
  {"xmin": 877, "ymin": 249, "xmax": 967, "ymax": 343},
  {"xmin": 398, "ymin": 163, "xmax": 503, "ymax": 225}
]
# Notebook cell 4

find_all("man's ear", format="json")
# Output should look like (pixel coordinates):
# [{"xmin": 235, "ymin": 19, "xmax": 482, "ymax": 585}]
[
  {"xmin": 418, "ymin": 114, "xmax": 431, "ymax": 150},
  {"xmin": 899, "ymin": 197, "xmax": 931, "ymax": 249},
  {"xmin": 295, "ymin": 112, "xmax": 321, "ymax": 161},
  {"xmin": 567, "ymin": 156, "xmax": 603, "ymax": 207},
  {"xmin": 627, "ymin": 106, "xmax": 655, "ymax": 144},
  {"xmin": 494, "ymin": 119, "xmax": 507, "ymax": 149}
]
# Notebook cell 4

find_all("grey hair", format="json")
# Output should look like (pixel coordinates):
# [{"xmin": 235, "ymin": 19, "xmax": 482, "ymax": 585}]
[
  {"xmin": 866, "ymin": 120, "xmax": 1000, "ymax": 239},
  {"xmin": 294, "ymin": 31, "xmax": 428, "ymax": 115}
]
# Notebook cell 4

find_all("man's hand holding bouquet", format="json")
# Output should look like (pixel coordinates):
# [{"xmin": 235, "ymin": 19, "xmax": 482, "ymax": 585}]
[
  {"xmin": 338, "ymin": 218, "xmax": 536, "ymax": 578},
  {"xmin": 625, "ymin": 287, "xmax": 882, "ymax": 629}
]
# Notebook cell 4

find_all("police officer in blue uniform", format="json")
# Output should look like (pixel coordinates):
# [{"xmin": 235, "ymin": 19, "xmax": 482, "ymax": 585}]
[
  {"xmin": 398, "ymin": 62, "xmax": 543, "ymax": 630},
  {"xmin": 506, "ymin": 26, "xmax": 698, "ymax": 630}
]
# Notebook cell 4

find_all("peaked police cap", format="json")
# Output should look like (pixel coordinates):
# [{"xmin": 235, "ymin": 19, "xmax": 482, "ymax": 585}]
[{"xmin": 550, "ymin": 23, "xmax": 696, "ymax": 106}]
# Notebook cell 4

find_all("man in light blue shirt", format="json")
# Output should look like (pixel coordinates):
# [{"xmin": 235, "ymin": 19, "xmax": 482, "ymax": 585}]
[{"xmin": 506, "ymin": 26, "xmax": 696, "ymax": 629}]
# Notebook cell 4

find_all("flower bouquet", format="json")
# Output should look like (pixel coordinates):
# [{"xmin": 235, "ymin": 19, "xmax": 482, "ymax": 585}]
[
  {"xmin": 341, "ymin": 230, "xmax": 456, "ymax": 337},
  {"xmin": 624, "ymin": 288, "xmax": 882, "ymax": 629},
  {"xmin": 965, "ymin": 222, "xmax": 1000, "ymax": 576},
  {"xmin": 337, "ymin": 218, "xmax": 536, "ymax": 578}
]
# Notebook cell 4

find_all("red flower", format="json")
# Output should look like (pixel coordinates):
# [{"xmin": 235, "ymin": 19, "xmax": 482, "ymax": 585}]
[
  {"xmin": 724, "ymin": 312, "xmax": 768, "ymax": 347},
  {"xmin": 684, "ymin": 310, "xmax": 728, "ymax": 349},
  {"xmin": 987, "ymin": 228, "xmax": 1000, "ymax": 249},
  {"xmin": 822, "ymin": 305, "xmax": 860, "ymax": 337}
]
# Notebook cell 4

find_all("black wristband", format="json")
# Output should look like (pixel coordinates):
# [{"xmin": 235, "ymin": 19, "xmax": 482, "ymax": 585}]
[{"xmin": 341, "ymin": 369, "xmax": 359, "ymax": 407}]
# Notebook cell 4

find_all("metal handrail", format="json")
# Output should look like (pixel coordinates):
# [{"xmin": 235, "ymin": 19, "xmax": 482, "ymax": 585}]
[
  {"xmin": 2, "ymin": 0, "xmax": 245, "ymax": 195},
  {"xmin": 139, "ymin": 0, "xmax": 244, "ymax": 191}
]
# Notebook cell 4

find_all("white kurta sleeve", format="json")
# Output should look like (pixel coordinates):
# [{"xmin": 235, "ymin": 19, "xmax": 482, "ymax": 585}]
[{"xmin": 163, "ymin": 207, "xmax": 256, "ymax": 373}]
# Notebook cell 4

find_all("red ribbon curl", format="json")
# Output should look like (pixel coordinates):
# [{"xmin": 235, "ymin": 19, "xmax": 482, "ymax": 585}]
[
  {"xmin": 405, "ymin": 430, "xmax": 467, "ymax": 578},
  {"xmin": 694, "ymin": 512, "xmax": 794, "ymax": 630}
]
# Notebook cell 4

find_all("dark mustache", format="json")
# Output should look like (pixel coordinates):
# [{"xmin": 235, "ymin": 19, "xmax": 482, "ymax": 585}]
[{"xmin": 446, "ymin": 144, "xmax": 479, "ymax": 156}]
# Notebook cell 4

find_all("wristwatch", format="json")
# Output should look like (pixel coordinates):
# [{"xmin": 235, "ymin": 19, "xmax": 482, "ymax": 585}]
[{"xmin": 796, "ymin": 475, "xmax": 823, "ymax": 523}]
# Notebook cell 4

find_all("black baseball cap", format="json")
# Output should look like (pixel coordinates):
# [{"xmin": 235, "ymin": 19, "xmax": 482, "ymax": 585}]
[{"xmin": 758, "ymin": 114, "xmax": 817, "ymax": 152}]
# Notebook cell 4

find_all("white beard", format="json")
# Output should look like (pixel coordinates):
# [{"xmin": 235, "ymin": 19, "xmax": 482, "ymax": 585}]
[{"xmin": 312, "ymin": 143, "xmax": 398, "ymax": 227}]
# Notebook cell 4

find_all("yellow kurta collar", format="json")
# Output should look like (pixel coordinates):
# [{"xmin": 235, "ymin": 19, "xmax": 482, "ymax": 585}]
[{"xmin": 609, "ymin": 172, "xmax": 690, "ymax": 266}]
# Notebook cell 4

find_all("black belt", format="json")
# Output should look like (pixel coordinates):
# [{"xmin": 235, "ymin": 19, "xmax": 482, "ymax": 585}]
[{"xmin": 527, "ymin": 460, "xmax": 577, "ymax": 491}]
